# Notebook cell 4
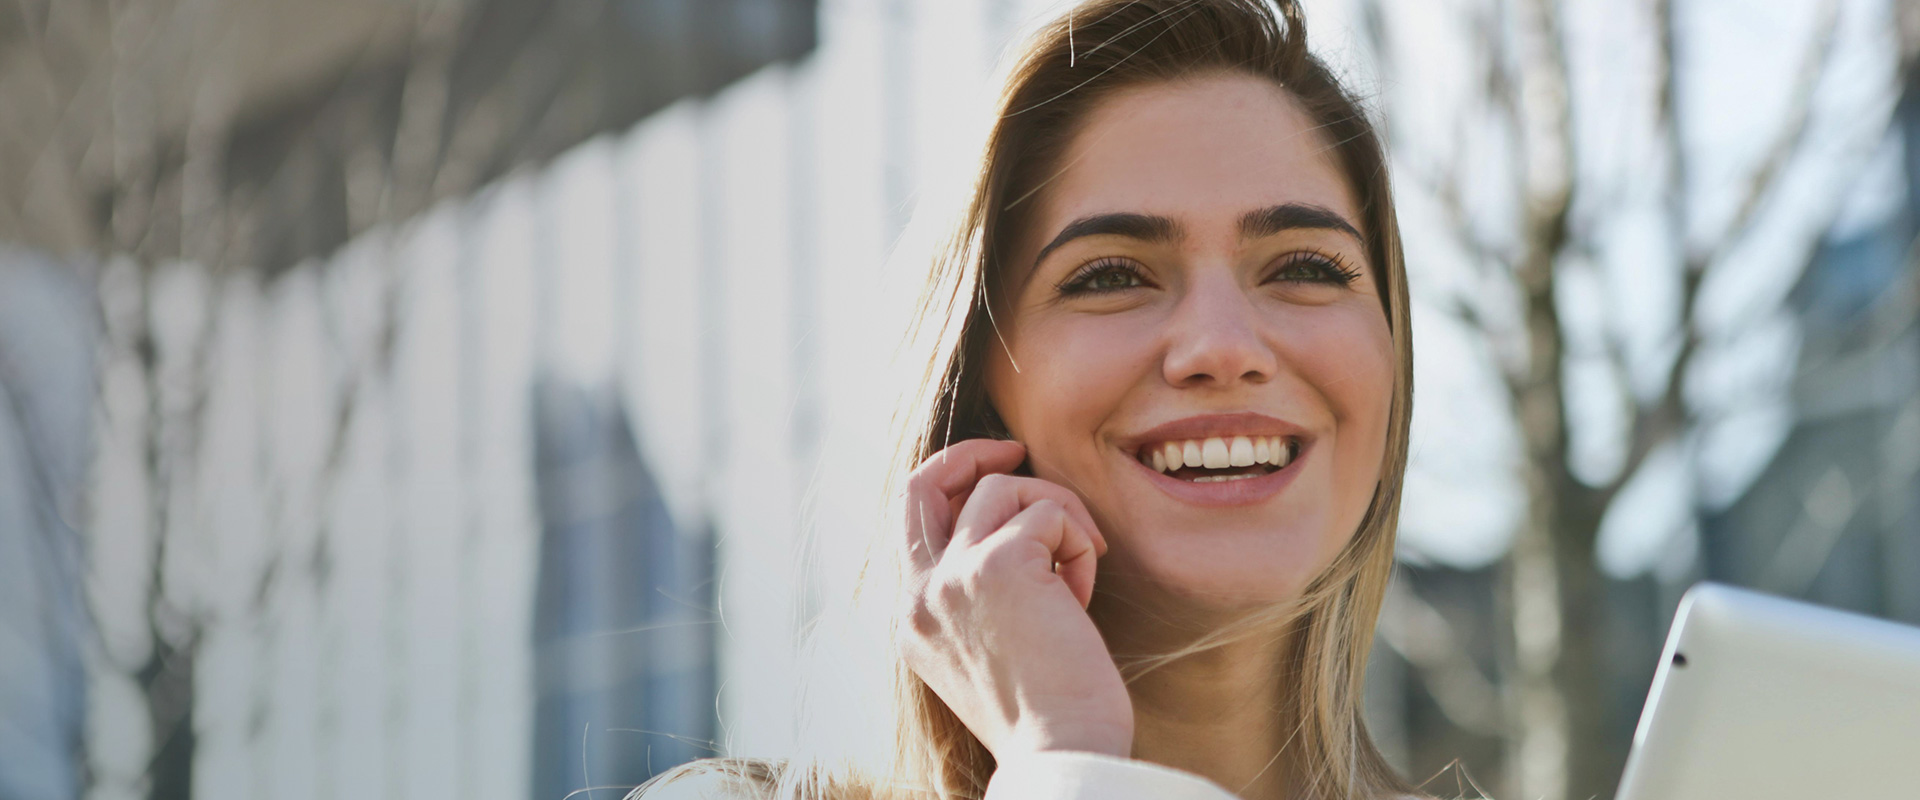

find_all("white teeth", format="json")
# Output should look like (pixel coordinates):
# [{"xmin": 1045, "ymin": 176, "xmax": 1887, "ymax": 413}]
[
  {"xmin": 1141, "ymin": 436, "xmax": 1298, "ymax": 476},
  {"xmin": 1201, "ymin": 438, "xmax": 1230, "ymax": 468},
  {"xmin": 1229, "ymin": 436, "xmax": 1254, "ymax": 467}
]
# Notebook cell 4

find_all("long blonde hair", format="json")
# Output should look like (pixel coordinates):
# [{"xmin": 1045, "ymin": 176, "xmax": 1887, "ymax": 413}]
[{"xmin": 635, "ymin": 1, "xmax": 1414, "ymax": 798}]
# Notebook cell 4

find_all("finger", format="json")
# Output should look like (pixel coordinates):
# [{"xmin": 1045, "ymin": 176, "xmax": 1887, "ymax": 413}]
[
  {"xmin": 994, "ymin": 499, "xmax": 1101, "ymax": 609},
  {"xmin": 949, "ymin": 474, "xmax": 1106, "ymax": 556},
  {"xmin": 947, "ymin": 486, "xmax": 975, "ymax": 526},
  {"xmin": 900, "ymin": 439, "xmax": 1028, "ymax": 574},
  {"xmin": 920, "ymin": 438, "xmax": 1027, "ymax": 496}
]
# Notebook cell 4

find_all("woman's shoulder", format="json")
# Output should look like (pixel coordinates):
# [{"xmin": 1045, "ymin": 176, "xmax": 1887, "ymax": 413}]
[{"xmin": 987, "ymin": 753, "xmax": 1448, "ymax": 800}]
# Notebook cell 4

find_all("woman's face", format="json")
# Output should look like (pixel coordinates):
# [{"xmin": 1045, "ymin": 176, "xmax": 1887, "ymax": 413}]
[{"xmin": 985, "ymin": 72, "xmax": 1394, "ymax": 611}]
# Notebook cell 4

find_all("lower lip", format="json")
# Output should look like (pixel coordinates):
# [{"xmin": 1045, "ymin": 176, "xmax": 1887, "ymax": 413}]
[{"xmin": 1128, "ymin": 442, "xmax": 1309, "ymax": 507}]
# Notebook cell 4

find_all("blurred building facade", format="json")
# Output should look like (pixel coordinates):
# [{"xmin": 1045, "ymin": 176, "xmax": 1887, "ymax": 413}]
[{"xmin": 3, "ymin": 0, "xmax": 836, "ymax": 798}]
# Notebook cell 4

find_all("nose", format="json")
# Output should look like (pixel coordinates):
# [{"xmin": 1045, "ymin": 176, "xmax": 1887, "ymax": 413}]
[{"xmin": 1161, "ymin": 273, "xmax": 1278, "ymax": 388}]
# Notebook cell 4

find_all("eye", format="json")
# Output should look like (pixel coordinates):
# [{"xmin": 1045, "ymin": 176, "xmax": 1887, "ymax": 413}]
[
  {"xmin": 1268, "ymin": 250, "xmax": 1362, "ymax": 286},
  {"xmin": 1058, "ymin": 258, "xmax": 1150, "ymax": 295}
]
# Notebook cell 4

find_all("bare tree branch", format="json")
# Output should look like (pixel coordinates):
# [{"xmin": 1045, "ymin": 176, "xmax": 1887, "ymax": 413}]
[
  {"xmin": 1607, "ymin": 0, "xmax": 1845, "ymax": 510},
  {"xmin": 1697, "ymin": 0, "xmax": 1843, "ymax": 272}
]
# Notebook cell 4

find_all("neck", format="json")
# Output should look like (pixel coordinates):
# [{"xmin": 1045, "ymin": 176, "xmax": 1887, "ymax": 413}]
[{"xmin": 1091, "ymin": 597, "xmax": 1307, "ymax": 800}]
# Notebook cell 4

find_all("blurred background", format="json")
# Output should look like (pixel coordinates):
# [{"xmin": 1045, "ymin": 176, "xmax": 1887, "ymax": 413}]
[{"xmin": 3, "ymin": 1, "xmax": 1918, "ymax": 799}]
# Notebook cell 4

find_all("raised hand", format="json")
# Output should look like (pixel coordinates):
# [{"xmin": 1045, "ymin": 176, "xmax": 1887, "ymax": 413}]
[{"xmin": 895, "ymin": 438, "xmax": 1134, "ymax": 761}]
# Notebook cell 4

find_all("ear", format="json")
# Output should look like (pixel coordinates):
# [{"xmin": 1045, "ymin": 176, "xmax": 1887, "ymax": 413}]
[
  {"xmin": 980, "ymin": 403, "xmax": 1012, "ymax": 441},
  {"xmin": 976, "ymin": 405, "xmax": 1036, "ymax": 477}
]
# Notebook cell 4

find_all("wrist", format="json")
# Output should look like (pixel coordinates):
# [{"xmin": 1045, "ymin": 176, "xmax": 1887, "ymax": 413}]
[{"xmin": 996, "ymin": 722, "xmax": 1133, "ymax": 761}]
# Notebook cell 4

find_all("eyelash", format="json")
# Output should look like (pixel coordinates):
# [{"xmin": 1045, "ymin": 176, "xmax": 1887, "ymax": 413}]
[
  {"xmin": 1056, "ymin": 258, "xmax": 1149, "ymax": 294},
  {"xmin": 1055, "ymin": 251, "xmax": 1362, "ymax": 296},
  {"xmin": 1270, "ymin": 250, "xmax": 1362, "ymax": 286}
]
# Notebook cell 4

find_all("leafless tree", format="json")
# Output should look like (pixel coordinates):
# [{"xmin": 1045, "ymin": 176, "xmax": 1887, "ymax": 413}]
[{"xmin": 1359, "ymin": 0, "xmax": 1906, "ymax": 797}]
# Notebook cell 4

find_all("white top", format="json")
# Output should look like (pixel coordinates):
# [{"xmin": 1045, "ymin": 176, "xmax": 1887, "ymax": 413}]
[
  {"xmin": 642, "ymin": 752, "xmax": 1241, "ymax": 799},
  {"xmin": 643, "ymin": 753, "xmax": 1429, "ymax": 799},
  {"xmin": 984, "ymin": 751, "xmax": 1242, "ymax": 799}
]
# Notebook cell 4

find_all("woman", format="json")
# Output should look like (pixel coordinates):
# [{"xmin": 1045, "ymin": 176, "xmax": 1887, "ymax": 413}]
[{"xmin": 637, "ymin": 1, "xmax": 1417, "ymax": 798}]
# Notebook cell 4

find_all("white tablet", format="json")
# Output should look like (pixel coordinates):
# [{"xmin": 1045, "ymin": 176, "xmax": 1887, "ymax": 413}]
[{"xmin": 1614, "ymin": 582, "xmax": 1920, "ymax": 800}]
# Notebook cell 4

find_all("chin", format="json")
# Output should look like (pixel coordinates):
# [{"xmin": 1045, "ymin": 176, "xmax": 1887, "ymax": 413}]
[{"xmin": 1101, "ymin": 515, "xmax": 1345, "ymax": 615}]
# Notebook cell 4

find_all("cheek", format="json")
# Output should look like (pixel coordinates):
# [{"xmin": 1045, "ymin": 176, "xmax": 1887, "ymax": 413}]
[
  {"xmin": 996, "ymin": 315, "xmax": 1155, "ymax": 460},
  {"xmin": 1285, "ymin": 308, "xmax": 1395, "ymax": 503}
]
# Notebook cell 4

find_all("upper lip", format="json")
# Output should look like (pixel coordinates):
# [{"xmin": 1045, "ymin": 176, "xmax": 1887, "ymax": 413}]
[{"xmin": 1116, "ymin": 412, "xmax": 1312, "ymax": 451}]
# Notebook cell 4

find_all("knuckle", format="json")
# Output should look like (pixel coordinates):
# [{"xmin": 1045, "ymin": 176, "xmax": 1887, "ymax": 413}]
[
  {"xmin": 1018, "ymin": 499, "xmax": 1070, "ymax": 535},
  {"xmin": 903, "ymin": 596, "xmax": 942, "ymax": 639},
  {"xmin": 924, "ymin": 563, "xmax": 975, "ymax": 605},
  {"xmin": 943, "ymin": 558, "xmax": 987, "ymax": 591},
  {"xmin": 948, "ymin": 555, "xmax": 996, "ymax": 595},
  {"xmin": 1057, "ymin": 495, "xmax": 1095, "ymax": 526},
  {"xmin": 973, "ymin": 472, "xmax": 1015, "ymax": 494}
]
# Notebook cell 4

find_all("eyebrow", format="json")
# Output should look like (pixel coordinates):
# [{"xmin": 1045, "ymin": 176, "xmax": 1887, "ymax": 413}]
[
  {"xmin": 1238, "ymin": 203, "xmax": 1363, "ymax": 242},
  {"xmin": 1032, "ymin": 212, "xmax": 1180, "ymax": 268},
  {"xmin": 1030, "ymin": 203, "xmax": 1364, "ymax": 268}
]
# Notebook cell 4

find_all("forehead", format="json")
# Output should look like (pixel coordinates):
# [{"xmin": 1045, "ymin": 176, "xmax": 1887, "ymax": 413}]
[{"xmin": 1035, "ymin": 72, "xmax": 1361, "ymax": 240}]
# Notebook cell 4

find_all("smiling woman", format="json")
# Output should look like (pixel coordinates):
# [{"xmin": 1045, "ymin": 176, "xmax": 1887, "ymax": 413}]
[{"xmin": 630, "ymin": 2, "xmax": 1417, "ymax": 799}]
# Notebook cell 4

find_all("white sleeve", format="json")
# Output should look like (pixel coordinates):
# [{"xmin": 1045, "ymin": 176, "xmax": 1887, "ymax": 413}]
[{"xmin": 983, "ymin": 751, "xmax": 1241, "ymax": 800}]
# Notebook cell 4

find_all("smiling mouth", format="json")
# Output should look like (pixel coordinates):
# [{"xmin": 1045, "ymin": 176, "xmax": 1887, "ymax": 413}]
[{"xmin": 1134, "ymin": 435, "xmax": 1299, "ymax": 483}]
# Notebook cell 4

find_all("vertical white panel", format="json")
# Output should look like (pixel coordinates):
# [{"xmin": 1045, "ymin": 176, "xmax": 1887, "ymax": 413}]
[
  {"xmin": 149, "ymin": 261, "xmax": 215, "ymax": 592},
  {"xmin": 261, "ymin": 265, "xmax": 333, "ymax": 549},
  {"xmin": 83, "ymin": 258, "xmax": 153, "ymax": 682},
  {"xmin": 192, "ymin": 625, "xmax": 252, "ymax": 800},
  {"xmin": 258, "ymin": 263, "xmax": 332, "ymax": 800},
  {"xmin": 548, "ymin": 137, "xmax": 624, "ymax": 386},
  {"xmin": 471, "ymin": 173, "xmax": 541, "ymax": 800},
  {"xmin": 909, "ymin": 0, "xmax": 993, "ymax": 204},
  {"xmin": 624, "ymin": 102, "xmax": 711, "ymax": 536},
  {"xmin": 797, "ymin": 0, "xmax": 902, "ymax": 675},
  {"xmin": 785, "ymin": 3, "xmax": 912, "ymax": 759},
  {"xmin": 319, "ymin": 372, "xmax": 397, "ymax": 800},
  {"xmin": 315, "ymin": 236, "xmax": 399, "ymax": 800},
  {"xmin": 395, "ymin": 206, "xmax": 467, "ymax": 800},
  {"xmin": 709, "ymin": 67, "xmax": 803, "ymax": 758},
  {"xmin": 191, "ymin": 272, "xmax": 262, "ymax": 800},
  {"xmin": 264, "ymin": 569, "xmax": 321, "ymax": 800},
  {"xmin": 195, "ymin": 272, "xmax": 263, "ymax": 616}
]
